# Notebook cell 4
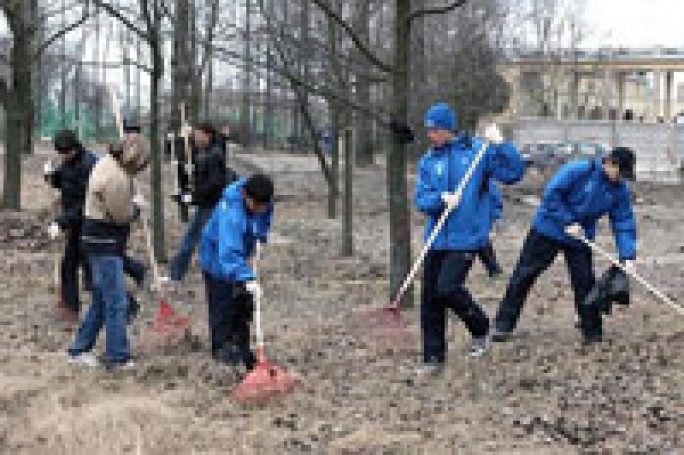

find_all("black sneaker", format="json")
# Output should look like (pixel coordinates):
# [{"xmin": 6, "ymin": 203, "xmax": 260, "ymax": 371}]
[
  {"xmin": 582, "ymin": 333, "xmax": 603, "ymax": 345},
  {"xmin": 491, "ymin": 326, "xmax": 512, "ymax": 342},
  {"xmin": 126, "ymin": 293, "xmax": 140, "ymax": 325}
]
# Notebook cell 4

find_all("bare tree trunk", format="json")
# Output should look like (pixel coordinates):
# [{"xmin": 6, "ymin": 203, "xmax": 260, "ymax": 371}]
[
  {"xmin": 328, "ymin": 105, "xmax": 340, "ymax": 219},
  {"xmin": 204, "ymin": 56, "xmax": 213, "ymax": 119},
  {"xmin": 172, "ymin": 0, "xmax": 191, "ymax": 221},
  {"xmin": 3, "ymin": 6, "xmax": 34, "ymax": 209},
  {"xmin": 299, "ymin": 0, "xmax": 311, "ymax": 148},
  {"xmin": 151, "ymin": 41, "xmax": 166, "ymax": 263},
  {"xmin": 341, "ymin": 128, "xmax": 353, "ymax": 255},
  {"xmin": 172, "ymin": 0, "xmax": 191, "ymax": 130},
  {"xmin": 241, "ymin": 0, "xmax": 252, "ymax": 149},
  {"xmin": 189, "ymin": 0, "xmax": 201, "ymax": 123},
  {"xmin": 325, "ymin": 0, "xmax": 342, "ymax": 219},
  {"xmin": 388, "ymin": 0, "xmax": 413, "ymax": 307},
  {"xmin": 353, "ymin": 0, "xmax": 373, "ymax": 167}
]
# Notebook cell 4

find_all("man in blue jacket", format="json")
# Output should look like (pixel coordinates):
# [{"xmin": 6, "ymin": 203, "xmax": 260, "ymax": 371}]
[
  {"xmin": 492, "ymin": 147, "xmax": 637, "ymax": 344},
  {"xmin": 199, "ymin": 174, "xmax": 274, "ymax": 371},
  {"xmin": 415, "ymin": 103, "xmax": 524, "ymax": 372}
]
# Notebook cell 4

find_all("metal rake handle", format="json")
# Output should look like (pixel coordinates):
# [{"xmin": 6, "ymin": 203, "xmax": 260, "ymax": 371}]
[
  {"xmin": 391, "ymin": 140, "xmax": 490, "ymax": 307},
  {"xmin": 575, "ymin": 235, "xmax": 683, "ymax": 315}
]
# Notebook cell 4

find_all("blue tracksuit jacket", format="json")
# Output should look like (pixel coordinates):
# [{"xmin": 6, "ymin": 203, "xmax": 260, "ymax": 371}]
[
  {"xmin": 199, "ymin": 179, "xmax": 273, "ymax": 282},
  {"xmin": 533, "ymin": 159, "xmax": 637, "ymax": 260},
  {"xmin": 414, "ymin": 134, "xmax": 524, "ymax": 250}
]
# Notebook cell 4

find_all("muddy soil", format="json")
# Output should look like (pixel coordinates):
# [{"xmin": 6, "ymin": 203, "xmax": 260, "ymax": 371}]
[{"xmin": 0, "ymin": 152, "xmax": 681, "ymax": 454}]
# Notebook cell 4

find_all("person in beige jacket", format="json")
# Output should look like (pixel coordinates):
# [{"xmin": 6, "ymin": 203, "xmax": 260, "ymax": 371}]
[{"xmin": 67, "ymin": 133, "xmax": 149, "ymax": 370}]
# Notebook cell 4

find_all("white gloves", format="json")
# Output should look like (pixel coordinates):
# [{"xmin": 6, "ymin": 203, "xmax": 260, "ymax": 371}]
[
  {"xmin": 181, "ymin": 193, "xmax": 192, "ymax": 204},
  {"xmin": 441, "ymin": 192, "xmax": 459, "ymax": 208},
  {"xmin": 565, "ymin": 223, "xmax": 582, "ymax": 237},
  {"xmin": 43, "ymin": 161, "xmax": 55, "ymax": 176},
  {"xmin": 245, "ymin": 281, "xmax": 262, "ymax": 299},
  {"xmin": 48, "ymin": 222, "xmax": 61, "ymax": 240},
  {"xmin": 132, "ymin": 194, "xmax": 147, "ymax": 208},
  {"xmin": 180, "ymin": 125, "xmax": 193, "ymax": 138},
  {"xmin": 623, "ymin": 260, "xmax": 636, "ymax": 271},
  {"xmin": 484, "ymin": 123, "xmax": 504, "ymax": 145}
]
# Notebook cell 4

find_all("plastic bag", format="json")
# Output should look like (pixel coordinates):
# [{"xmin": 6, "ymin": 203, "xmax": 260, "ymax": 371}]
[{"xmin": 584, "ymin": 265, "xmax": 630, "ymax": 315}]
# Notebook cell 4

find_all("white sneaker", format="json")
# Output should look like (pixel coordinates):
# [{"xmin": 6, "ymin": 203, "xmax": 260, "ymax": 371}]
[
  {"xmin": 68, "ymin": 352, "xmax": 99, "ymax": 368},
  {"xmin": 415, "ymin": 363, "xmax": 445, "ymax": 378},
  {"xmin": 467, "ymin": 336, "xmax": 491, "ymax": 358},
  {"xmin": 108, "ymin": 359, "xmax": 136, "ymax": 372}
]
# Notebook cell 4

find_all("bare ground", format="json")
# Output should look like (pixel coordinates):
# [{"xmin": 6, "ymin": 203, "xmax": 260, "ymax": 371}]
[{"xmin": 0, "ymin": 152, "xmax": 682, "ymax": 454}]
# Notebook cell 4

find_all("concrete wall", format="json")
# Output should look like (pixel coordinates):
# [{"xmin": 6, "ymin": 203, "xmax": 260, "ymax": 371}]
[{"xmin": 512, "ymin": 118, "xmax": 683, "ymax": 183}]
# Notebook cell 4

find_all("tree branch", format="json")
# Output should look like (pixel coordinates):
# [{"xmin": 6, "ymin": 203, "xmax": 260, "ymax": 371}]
[
  {"xmin": 91, "ymin": 0, "xmax": 149, "ymax": 41},
  {"xmin": 310, "ymin": 0, "xmax": 394, "ymax": 74},
  {"xmin": 36, "ymin": 10, "xmax": 93, "ymax": 56},
  {"xmin": 406, "ymin": 0, "xmax": 468, "ymax": 24},
  {"xmin": 123, "ymin": 57, "xmax": 152, "ymax": 74}
]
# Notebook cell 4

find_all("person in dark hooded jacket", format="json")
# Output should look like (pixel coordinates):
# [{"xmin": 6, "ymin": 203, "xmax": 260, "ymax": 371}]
[
  {"xmin": 165, "ymin": 122, "xmax": 230, "ymax": 282},
  {"xmin": 44, "ymin": 130, "xmax": 98, "ymax": 317}
]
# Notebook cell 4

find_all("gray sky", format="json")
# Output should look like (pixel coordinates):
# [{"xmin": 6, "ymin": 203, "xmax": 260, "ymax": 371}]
[
  {"xmin": 584, "ymin": 0, "xmax": 684, "ymax": 48},
  {"xmin": 1, "ymin": 1, "xmax": 682, "ymax": 50}
]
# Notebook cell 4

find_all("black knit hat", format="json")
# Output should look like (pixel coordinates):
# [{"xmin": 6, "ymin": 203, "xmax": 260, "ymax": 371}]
[
  {"xmin": 53, "ymin": 129, "xmax": 81, "ymax": 154},
  {"xmin": 608, "ymin": 147, "xmax": 636, "ymax": 180},
  {"xmin": 244, "ymin": 173, "xmax": 274, "ymax": 204}
]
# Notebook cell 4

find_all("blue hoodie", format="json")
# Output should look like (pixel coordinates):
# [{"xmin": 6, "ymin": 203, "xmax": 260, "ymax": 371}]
[
  {"xmin": 487, "ymin": 180, "xmax": 504, "ymax": 227},
  {"xmin": 199, "ymin": 178, "xmax": 273, "ymax": 282},
  {"xmin": 533, "ymin": 159, "xmax": 637, "ymax": 260},
  {"xmin": 414, "ymin": 134, "xmax": 524, "ymax": 250}
]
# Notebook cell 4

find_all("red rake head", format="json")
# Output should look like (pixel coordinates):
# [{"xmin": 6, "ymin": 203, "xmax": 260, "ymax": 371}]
[
  {"xmin": 142, "ymin": 301, "xmax": 191, "ymax": 349},
  {"xmin": 356, "ymin": 305, "xmax": 416, "ymax": 349},
  {"xmin": 151, "ymin": 301, "xmax": 190, "ymax": 329},
  {"xmin": 231, "ymin": 353, "xmax": 301, "ymax": 405},
  {"xmin": 358, "ymin": 305, "xmax": 408, "ymax": 331}
]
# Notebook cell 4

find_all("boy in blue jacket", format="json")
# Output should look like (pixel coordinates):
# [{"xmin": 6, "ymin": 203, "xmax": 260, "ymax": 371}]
[
  {"xmin": 415, "ymin": 103, "xmax": 524, "ymax": 372},
  {"xmin": 477, "ymin": 179, "xmax": 504, "ymax": 278},
  {"xmin": 492, "ymin": 147, "xmax": 637, "ymax": 344},
  {"xmin": 199, "ymin": 174, "xmax": 274, "ymax": 370}
]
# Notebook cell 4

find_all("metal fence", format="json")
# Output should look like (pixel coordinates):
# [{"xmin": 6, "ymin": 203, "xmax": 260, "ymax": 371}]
[{"xmin": 512, "ymin": 118, "xmax": 683, "ymax": 183}]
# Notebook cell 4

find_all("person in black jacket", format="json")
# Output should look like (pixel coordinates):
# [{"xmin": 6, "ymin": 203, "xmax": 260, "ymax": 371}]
[
  {"xmin": 44, "ymin": 130, "xmax": 99, "ymax": 317},
  {"xmin": 166, "ymin": 122, "xmax": 228, "ymax": 282}
]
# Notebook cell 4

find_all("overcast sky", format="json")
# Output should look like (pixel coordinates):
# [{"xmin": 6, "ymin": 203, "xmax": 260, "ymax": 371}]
[
  {"xmin": 583, "ymin": 0, "xmax": 684, "ymax": 48},
  {"xmin": 1, "ymin": 1, "xmax": 682, "ymax": 49}
]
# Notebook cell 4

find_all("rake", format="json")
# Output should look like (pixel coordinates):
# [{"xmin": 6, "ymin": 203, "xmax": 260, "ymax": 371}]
[
  {"xmin": 362, "ymin": 140, "xmax": 490, "ymax": 340},
  {"xmin": 231, "ymin": 244, "xmax": 301, "ymax": 404}
]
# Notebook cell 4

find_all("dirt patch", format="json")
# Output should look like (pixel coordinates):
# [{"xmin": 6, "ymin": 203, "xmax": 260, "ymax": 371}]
[{"xmin": 0, "ymin": 153, "xmax": 681, "ymax": 453}]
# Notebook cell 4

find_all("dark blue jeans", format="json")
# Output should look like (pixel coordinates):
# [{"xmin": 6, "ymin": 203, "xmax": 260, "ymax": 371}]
[
  {"xmin": 168, "ymin": 207, "xmax": 213, "ymax": 281},
  {"xmin": 68, "ymin": 255, "xmax": 130, "ymax": 366},
  {"xmin": 422, "ymin": 250, "xmax": 490, "ymax": 364},
  {"xmin": 494, "ymin": 229, "xmax": 598, "ymax": 336}
]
